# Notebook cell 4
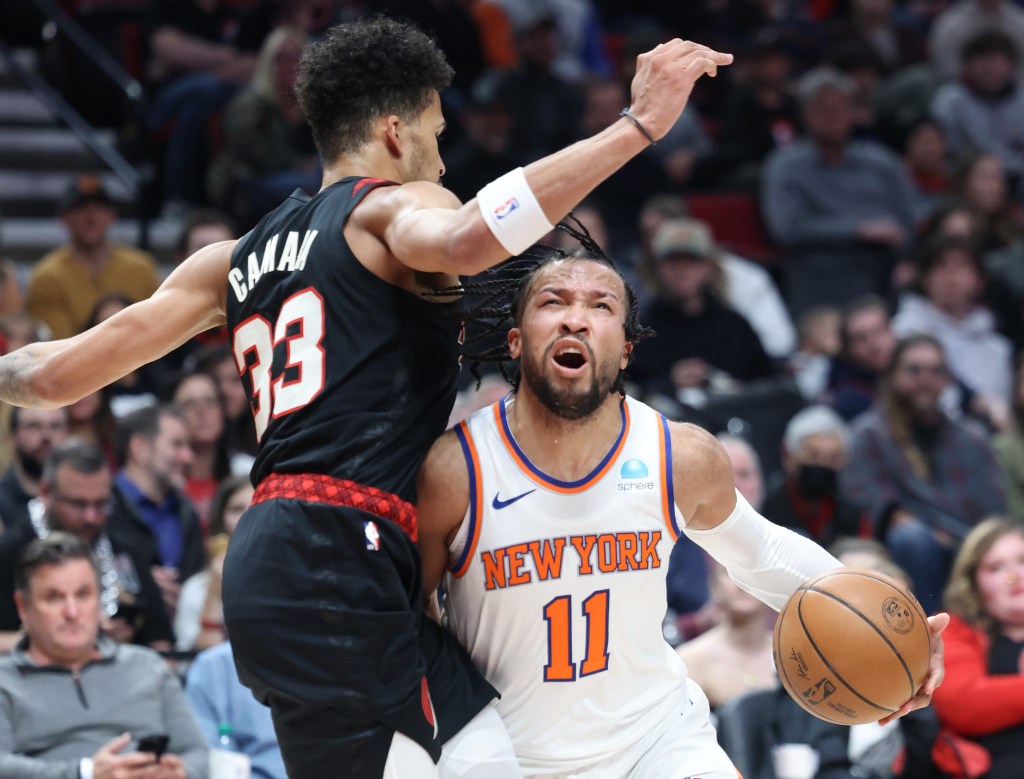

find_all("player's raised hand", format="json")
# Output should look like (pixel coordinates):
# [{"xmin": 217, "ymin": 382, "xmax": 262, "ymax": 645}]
[{"xmin": 626, "ymin": 39, "xmax": 733, "ymax": 143}]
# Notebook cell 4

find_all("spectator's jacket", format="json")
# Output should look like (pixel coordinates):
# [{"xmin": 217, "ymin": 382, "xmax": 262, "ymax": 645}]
[
  {"xmin": 108, "ymin": 479, "xmax": 206, "ymax": 583},
  {"xmin": 931, "ymin": 614, "xmax": 1024, "ymax": 779},
  {"xmin": 841, "ymin": 408, "xmax": 1007, "ymax": 531},
  {"xmin": 0, "ymin": 636, "xmax": 208, "ymax": 777}
]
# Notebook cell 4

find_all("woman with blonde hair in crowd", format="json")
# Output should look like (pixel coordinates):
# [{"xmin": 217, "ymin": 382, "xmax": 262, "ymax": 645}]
[
  {"xmin": 931, "ymin": 517, "xmax": 1024, "ymax": 779},
  {"xmin": 206, "ymin": 26, "xmax": 319, "ymax": 225}
]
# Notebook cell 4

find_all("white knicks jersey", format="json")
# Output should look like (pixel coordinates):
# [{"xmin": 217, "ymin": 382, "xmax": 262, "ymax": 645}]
[{"xmin": 443, "ymin": 396, "xmax": 691, "ymax": 775}]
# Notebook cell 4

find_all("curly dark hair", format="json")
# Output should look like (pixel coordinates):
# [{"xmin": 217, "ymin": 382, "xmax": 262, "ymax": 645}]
[
  {"xmin": 294, "ymin": 16, "xmax": 453, "ymax": 163},
  {"xmin": 427, "ymin": 218, "xmax": 655, "ymax": 394}
]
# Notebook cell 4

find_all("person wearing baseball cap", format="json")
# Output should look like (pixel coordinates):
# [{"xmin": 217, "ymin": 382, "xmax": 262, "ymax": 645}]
[
  {"xmin": 628, "ymin": 217, "xmax": 775, "ymax": 400},
  {"xmin": 26, "ymin": 176, "xmax": 161, "ymax": 340}
]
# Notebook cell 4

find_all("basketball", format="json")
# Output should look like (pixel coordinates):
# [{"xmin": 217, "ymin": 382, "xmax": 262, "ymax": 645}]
[{"xmin": 773, "ymin": 567, "xmax": 931, "ymax": 725}]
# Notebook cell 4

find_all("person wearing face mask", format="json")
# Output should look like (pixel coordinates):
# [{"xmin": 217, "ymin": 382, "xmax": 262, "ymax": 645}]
[{"xmin": 761, "ymin": 405, "xmax": 871, "ymax": 547}]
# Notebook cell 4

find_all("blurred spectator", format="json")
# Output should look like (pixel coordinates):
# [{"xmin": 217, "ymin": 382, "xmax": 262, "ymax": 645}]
[
  {"xmin": 629, "ymin": 218, "xmax": 774, "ymax": 402},
  {"xmin": 145, "ymin": 0, "xmax": 257, "ymax": 211},
  {"xmin": 676, "ymin": 561, "xmax": 776, "ymax": 709},
  {"xmin": 25, "ymin": 177, "xmax": 160, "ymax": 340},
  {"xmin": 762, "ymin": 67, "xmax": 919, "ymax": 316},
  {"xmin": 175, "ymin": 475, "xmax": 253, "ymax": 651},
  {"xmin": 66, "ymin": 390, "xmax": 117, "ymax": 468},
  {"xmin": 994, "ymin": 358, "xmax": 1024, "ymax": 521},
  {"xmin": 0, "ymin": 533, "xmax": 207, "ymax": 778},
  {"xmin": 0, "ymin": 441, "xmax": 175, "ymax": 652},
  {"xmin": 901, "ymin": 118, "xmax": 949, "ymax": 206},
  {"xmin": 0, "ymin": 407, "xmax": 68, "ymax": 534},
  {"xmin": 930, "ymin": 31, "xmax": 1024, "ymax": 184},
  {"xmin": 192, "ymin": 344, "xmax": 258, "ymax": 461},
  {"xmin": 380, "ymin": 0, "xmax": 514, "ymax": 93},
  {"xmin": 173, "ymin": 373, "xmax": 230, "ymax": 531},
  {"xmin": 762, "ymin": 405, "xmax": 871, "ymax": 546},
  {"xmin": 928, "ymin": 0, "xmax": 1024, "ymax": 82},
  {"xmin": 490, "ymin": 13, "xmax": 582, "ymax": 164},
  {"xmin": 0, "ymin": 260, "xmax": 21, "ymax": 320},
  {"xmin": 893, "ymin": 235, "xmax": 1014, "ymax": 411},
  {"xmin": 788, "ymin": 305, "xmax": 842, "ymax": 401},
  {"xmin": 828, "ymin": 40, "xmax": 886, "ymax": 138},
  {"xmin": 110, "ymin": 405, "xmax": 204, "ymax": 619},
  {"xmin": 842, "ymin": 335, "xmax": 1008, "ymax": 613},
  {"xmin": 207, "ymin": 27, "xmax": 320, "ymax": 227},
  {"xmin": 827, "ymin": 0, "xmax": 926, "ymax": 74},
  {"xmin": 186, "ymin": 641, "xmax": 286, "ymax": 779},
  {"xmin": 827, "ymin": 294, "xmax": 896, "ymax": 421},
  {"xmin": 635, "ymin": 195, "xmax": 796, "ymax": 358},
  {"xmin": 440, "ymin": 75, "xmax": 518, "ymax": 202},
  {"xmin": 933, "ymin": 517, "xmax": 1024, "ymax": 779},
  {"xmin": 714, "ymin": 32, "xmax": 800, "ymax": 190},
  {"xmin": 0, "ymin": 312, "xmax": 49, "ymax": 354},
  {"xmin": 718, "ymin": 434, "xmax": 766, "ymax": 510},
  {"xmin": 948, "ymin": 152, "xmax": 1024, "ymax": 255},
  {"xmin": 495, "ymin": 0, "xmax": 611, "ymax": 81},
  {"xmin": 175, "ymin": 209, "xmax": 237, "ymax": 264}
]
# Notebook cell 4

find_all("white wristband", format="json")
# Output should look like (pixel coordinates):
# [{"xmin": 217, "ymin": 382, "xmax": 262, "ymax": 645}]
[{"xmin": 476, "ymin": 167, "xmax": 555, "ymax": 256}]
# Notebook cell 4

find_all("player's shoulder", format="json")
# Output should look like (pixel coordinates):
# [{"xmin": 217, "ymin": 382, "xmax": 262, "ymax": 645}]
[
  {"xmin": 665, "ymin": 421, "xmax": 732, "ymax": 483},
  {"xmin": 352, "ymin": 179, "xmax": 461, "ymax": 225}
]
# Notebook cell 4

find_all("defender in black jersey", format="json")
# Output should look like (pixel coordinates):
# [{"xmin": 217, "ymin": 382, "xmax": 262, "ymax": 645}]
[{"xmin": 0, "ymin": 16, "xmax": 732, "ymax": 778}]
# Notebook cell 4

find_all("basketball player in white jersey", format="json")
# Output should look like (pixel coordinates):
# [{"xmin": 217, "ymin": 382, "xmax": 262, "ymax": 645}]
[{"xmin": 416, "ymin": 253, "xmax": 949, "ymax": 778}]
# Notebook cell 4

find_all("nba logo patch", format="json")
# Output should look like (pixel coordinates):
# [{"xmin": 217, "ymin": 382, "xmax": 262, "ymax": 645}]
[
  {"xmin": 494, "ymin": 196, "xmax": 520, "ymax": 220},
  {"xmin": 364, "ymin": 521, "xmax": 380, "ymax": 551}
]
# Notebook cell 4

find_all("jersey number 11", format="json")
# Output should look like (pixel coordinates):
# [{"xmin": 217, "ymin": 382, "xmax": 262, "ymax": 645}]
[{"xmin": 543, "ymin": 589, "xmax": 610, "ymax": 682}]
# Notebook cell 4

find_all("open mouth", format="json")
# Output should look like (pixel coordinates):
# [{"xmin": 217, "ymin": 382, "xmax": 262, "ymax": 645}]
[{"xmin": 552, "ymin": 343, "xmax": 588, "ymax": 370}]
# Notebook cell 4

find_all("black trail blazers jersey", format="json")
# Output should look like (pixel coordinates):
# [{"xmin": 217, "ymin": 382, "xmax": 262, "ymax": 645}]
[{"xmin": 226, "ymin": 177, "xmax": 461, "ymax": 502}]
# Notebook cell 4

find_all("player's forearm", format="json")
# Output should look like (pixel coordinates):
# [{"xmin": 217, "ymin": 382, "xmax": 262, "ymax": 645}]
[
  {"xmin": 524, "ymin": 118, "xmax": 651, "ymax": 226},
  {"xmin": 440, "ymin": 120, "xmax": 650, "ymax": 276},
  {"xmin": 0, "ymin": 342, "xmax": 63, "ymax": 409}
]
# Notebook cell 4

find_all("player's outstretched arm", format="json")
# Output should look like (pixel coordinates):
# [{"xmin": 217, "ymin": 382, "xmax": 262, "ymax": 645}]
[
  {"xmin": 669, "ymin": 422, "xmax": 842, "ymax": 610},
  {"xmin": 416, "ymin": 430, "xmax": 471, "ymax": 596},
  {"xmin": 373, "ymin": 40, "xmax": 732, "ymax": 277},
  {"xmin": 0, "ymin": 241, "xmax": 233, "ymax": 408}
]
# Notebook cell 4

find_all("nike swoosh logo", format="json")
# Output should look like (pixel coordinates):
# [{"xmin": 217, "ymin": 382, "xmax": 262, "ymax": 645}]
[{"xmin": 492, "ymin": 490, "xmax": 536, "ymax": 510}]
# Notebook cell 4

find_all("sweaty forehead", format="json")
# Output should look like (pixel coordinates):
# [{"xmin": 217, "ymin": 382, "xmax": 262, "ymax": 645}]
[{"xmin": 527, "ymin": 259, "xmax": 625, "ymax": 298}]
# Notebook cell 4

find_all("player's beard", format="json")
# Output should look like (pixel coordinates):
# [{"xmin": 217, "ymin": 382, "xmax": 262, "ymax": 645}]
[{"xmin": 520, "ymin": 341, "xmax": 619, "ymax": 421}]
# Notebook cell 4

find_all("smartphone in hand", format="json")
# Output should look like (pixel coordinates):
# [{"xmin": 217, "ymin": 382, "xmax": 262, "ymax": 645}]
[{"xmin": 136, "ymin": 734, "xmax": 169, "ymax": 759}]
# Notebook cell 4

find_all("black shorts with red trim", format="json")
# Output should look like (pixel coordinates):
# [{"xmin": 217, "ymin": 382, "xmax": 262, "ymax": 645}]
[{"xmin": 222, "ymin": 474, "xmax": 496, "ymax": 778}]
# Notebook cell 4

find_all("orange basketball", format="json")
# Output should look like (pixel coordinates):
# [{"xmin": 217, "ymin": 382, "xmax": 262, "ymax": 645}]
[{"xmin": 773, "ymin": 567, "xmax": 931, "ymax": 725}]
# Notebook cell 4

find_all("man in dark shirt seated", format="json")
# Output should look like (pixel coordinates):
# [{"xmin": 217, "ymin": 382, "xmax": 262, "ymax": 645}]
[
  {"xmin": 0, "ymin": 440, "xmax": 175, "ymax": 651},
  {"xmin": 629, "ymin": 217, "xmax": 774, "ymax": 402}
]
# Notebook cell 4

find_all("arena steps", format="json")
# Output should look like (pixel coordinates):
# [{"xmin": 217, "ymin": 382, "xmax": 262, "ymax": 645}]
[{"xmin": 0, "ymin": 47, "xmax": 178, "ymax": 266}]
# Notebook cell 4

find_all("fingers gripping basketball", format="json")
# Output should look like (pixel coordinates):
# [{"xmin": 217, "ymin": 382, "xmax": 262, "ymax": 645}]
[{"xmin": 773, "ymin": 568, "xmax": 931, "ymax": 725}]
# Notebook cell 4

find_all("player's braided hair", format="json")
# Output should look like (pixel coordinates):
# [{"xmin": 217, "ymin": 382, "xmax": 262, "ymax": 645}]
[{"xmin": 426, "ymin": 216, "xmax": 654, "ymax": 393}]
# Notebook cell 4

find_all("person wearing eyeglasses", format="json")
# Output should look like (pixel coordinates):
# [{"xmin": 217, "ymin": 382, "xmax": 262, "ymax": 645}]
[
  {"xmin": 841, "ymin": 335, "xmax": 1008, "ymax": 614},
  {"xmin": 0, "ymin": 440, "xmax": 175, "ymax": 650}
]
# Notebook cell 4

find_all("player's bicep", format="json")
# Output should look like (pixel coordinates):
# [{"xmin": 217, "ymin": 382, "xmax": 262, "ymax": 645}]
[
  {"xmin": 669, "ymin": 422, "xmax": 737, "ymax": 530},
  {"xmin": 416, "ymin": 432, "xmax": 470, "ymax": 593},
  {"xmin": 377, "ymin": 184, "xmax": 504, "ymax": 276}
]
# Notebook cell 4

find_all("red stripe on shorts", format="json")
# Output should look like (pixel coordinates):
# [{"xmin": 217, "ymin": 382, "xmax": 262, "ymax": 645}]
[{"xmin": 252, "ymin": 473, "xmax": 418, "ymax": 541}]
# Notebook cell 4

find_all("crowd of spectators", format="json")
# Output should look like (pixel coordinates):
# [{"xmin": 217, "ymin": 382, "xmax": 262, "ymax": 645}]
[{"xmin": 2, "ymin": 0, "xmax": 1024, "ymax": 776}]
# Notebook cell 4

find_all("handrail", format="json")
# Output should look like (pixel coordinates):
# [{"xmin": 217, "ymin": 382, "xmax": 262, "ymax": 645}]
[
  {"xmin": 32, "ymin": 0, "xmax": 144, "ymax": 105},
  {"xmin": 0, "ymin": 37, "xmax": 141, "ymax": 190}
]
